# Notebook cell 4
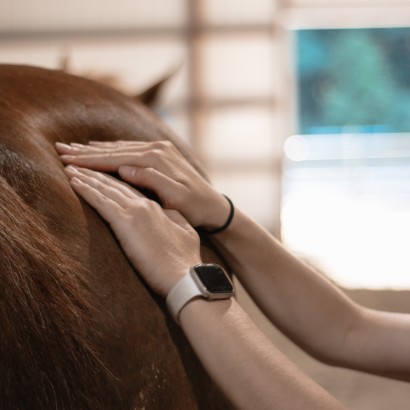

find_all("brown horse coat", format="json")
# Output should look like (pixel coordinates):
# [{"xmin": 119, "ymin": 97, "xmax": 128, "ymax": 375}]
[{"xmin": 0, "ymin": 65, "xmax": 233, "ymax": 410}]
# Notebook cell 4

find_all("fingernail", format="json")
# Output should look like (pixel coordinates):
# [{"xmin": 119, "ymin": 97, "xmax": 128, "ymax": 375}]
[
  {"xmin": 55, "ymin": 142, "xmax": 72, "ymax": 150},
  {"xmin": 70, "ymin": 143, "xmax": 85, "ymax": 148},
  {"xmin": 119, "ymin": 166, "xmax": 137, "ymax": 177}
]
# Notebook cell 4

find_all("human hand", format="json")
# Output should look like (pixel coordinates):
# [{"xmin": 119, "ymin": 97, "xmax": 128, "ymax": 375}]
[
  {"xmin": 56, "ymin": 140, "xmax": 230, "ymax": 229},
  {"xmin": 64, "ymin": 165, "xmax": 201, "ymax": 297}
]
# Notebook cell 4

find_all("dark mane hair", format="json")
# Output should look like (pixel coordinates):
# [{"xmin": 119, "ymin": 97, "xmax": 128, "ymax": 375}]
[{"xmin": 0, "ymin": 172, "xmax": 116, "ymax": 409}]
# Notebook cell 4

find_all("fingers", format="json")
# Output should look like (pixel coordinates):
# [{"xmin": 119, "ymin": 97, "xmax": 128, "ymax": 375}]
[
  {"xmin": 60, "ymin": 151, "xmax": 149, "ymax": 172},
  {"xmin": 55, "ymin": 140, "xmax": 178, "ymax": 175},
  {"xmin": 56, "ymin": 141, "xmax": 149, "ymax": 155},
  {"xmin": 56, "ymin": 140, "xmax": 195, "ymax": 209},
  {"xmin": 69, "ymin": 174, "xmax": 125, "ymax": 224},
  {"xmin": 65, "ymin": 165, "xmax": 143, "ymax": 201},
  {"xmin": 67, "ymin": 165, "xmax": 190, "ymax": 232},
  {"xmin": 118, "ymin": 165, "xmax": 181, "ymax": 206},
  {"xmin": 88, "ymin": 140, "xmax": 142, "ymax": 147},
  {"xmin": 56, "ymin": 139, "xmax": 213, "ymax": 227},
  {"xmin": 61, "ymin": 153, "xmax": 202, "ymax": 299}
]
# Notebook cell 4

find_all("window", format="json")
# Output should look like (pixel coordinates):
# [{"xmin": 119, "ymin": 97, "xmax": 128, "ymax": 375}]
[{"xmin": 282, "ymin": 25, "xmax": 410, "ymax": 288}]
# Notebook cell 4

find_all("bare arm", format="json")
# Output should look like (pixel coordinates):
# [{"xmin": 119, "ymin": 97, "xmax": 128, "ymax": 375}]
[
  {"xmin": 57, "ymin": 140, "xmax": 410, "ymax": 381},
  {"xmin": 211, "ymin": 207, "xmax": 410, "ymax": 381},
  {"xmin": 62, "ymin": 164, "xmax": 345, "ymax": 409},
  {"xmin": 181, "ymin": 298, "xmax": 344, "ymax": 410}
]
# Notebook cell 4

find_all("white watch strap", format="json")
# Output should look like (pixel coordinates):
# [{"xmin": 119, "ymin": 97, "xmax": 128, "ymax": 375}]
[{"xmin": 166, "ymin": 272, "xmax": 202, "ymax": 324}]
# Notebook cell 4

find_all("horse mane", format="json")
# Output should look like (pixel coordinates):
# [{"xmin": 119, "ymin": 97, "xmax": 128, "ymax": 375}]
[{"xmin": 0, "ymin": 150, "xmax": 116, "ymax": 409}]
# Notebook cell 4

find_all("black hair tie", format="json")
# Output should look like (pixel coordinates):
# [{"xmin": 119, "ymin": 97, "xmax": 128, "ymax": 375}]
[{"xmin": 203, "ymin": 195, "xmax": 235, "ymax": 235}]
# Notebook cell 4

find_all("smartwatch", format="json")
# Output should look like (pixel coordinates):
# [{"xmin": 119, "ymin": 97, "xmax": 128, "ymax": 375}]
[{"xmin": 166, "ymin": 263, "xmax": 235, "ymax": 324}]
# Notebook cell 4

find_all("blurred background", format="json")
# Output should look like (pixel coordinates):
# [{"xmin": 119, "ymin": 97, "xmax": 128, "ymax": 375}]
[{"xmin": 1, "ymin": 0, "xmax": 410, "ymax": 408}]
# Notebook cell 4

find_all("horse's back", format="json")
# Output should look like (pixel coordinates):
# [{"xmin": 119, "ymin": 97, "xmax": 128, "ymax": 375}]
[{"xmin": 0, "ymin": 65, "xmax": 232, "ymax": 409}]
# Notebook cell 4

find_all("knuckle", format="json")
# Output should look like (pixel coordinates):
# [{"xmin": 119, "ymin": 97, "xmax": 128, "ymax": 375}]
[
  {"xmin": 161, "ymin": 195, "xmax": 173, "ymax": 209},
  {"xmin": 152, "ymin": 140, "xmax": 173, "ymax": 153},
  {"xmin": 161, "ymin": 140, "xmax": 174, "ymax": 149},
  {"xmin": 140, "ymin": 167, "xmax": 156, "ymax": 180},
  {"xmin": 94, "ymin": 193, "xmax": 110, "ymax": 206},
  {"xmin": 162, "ymin": 190, "xmax": 182, "ymax": 209},
  {"xmin": 128, "ymin": 198, "xmax": 156, "ymax": 215},
  {"xmin": 106, "ymin": 151, "xmax": 117, "ymax": 160},
  {"xmin": 124, "ymin": 204, "xmax": 144, "ymax": 220}
]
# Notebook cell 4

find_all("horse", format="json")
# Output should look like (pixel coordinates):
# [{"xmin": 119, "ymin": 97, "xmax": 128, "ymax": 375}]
[{"xmin": 0, "ymin": 64, "xmax": 234, "ymax": 410}]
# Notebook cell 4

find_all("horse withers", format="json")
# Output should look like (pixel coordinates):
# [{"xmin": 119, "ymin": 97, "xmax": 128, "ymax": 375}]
[{"xmin": 0, "ymin": 65, "xmax": 233, "ymax": 410}]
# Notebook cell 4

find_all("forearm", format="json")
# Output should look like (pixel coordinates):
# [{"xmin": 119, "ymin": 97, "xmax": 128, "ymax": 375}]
[
  {"xmin": 210, "ymin": 208, "xmax": 360, "ymax": 363},
  {"xmin": 180, "ymin": 298, "xmax": 345, "ymax": 410},
  {"xmin": 210, "ymin": 208, "xmax": 410, "ymax": 378},
  {"xmin": 344, "ymin": 308, "xmax": 410, "ymax": 381}
]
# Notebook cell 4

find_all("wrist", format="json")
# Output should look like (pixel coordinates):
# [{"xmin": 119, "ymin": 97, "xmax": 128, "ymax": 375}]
[
  {"xmin": 162, "ymin": 260, "xmax": 202, "ymax": 298},
  {"xmin": 166, "ymin": 263, "xmax": 235, "ymax": 324},
  {"xmin": 179, "ymin": 297, "xmax": 234, "ymax": 327},
  {"xmin": 201, "ymin": 194, "xmax": 234, "ymax": 233}
]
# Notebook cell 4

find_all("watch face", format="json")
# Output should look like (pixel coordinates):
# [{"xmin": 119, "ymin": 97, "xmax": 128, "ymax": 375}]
[{"xmin": 193, "ymin": 264, "xmax": 234, "ymax": 293}]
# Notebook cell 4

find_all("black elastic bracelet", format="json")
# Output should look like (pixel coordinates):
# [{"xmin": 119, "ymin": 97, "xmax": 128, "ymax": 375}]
[{"xmin": 203, "ymin": 195, "xmax": 235, "ymax": 235}]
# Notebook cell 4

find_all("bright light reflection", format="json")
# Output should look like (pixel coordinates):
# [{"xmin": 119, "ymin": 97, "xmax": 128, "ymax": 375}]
[
  {"xmin": 284, "ymin": 135, "xmax": 309, "ymax": 161},
  {"xmin": 282, "ymin": 191, "xmax": 410, "ymax": 289}
]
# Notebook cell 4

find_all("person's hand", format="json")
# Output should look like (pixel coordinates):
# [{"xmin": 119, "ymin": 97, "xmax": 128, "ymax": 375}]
[
  {"xmin": 64, "ymin": 165, "xmax": 201, "ymax": 297},
  {"xmin": 56, "ymin": 140, "xmax": 230, "ymax": 230}
]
